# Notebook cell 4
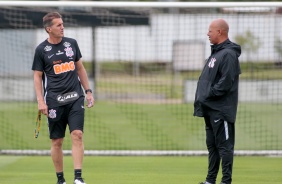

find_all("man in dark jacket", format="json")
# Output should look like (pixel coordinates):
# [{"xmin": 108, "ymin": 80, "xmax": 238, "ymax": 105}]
[{"xmin": 194, "ymin": 19, "xmax": 241, "ymax": 184}]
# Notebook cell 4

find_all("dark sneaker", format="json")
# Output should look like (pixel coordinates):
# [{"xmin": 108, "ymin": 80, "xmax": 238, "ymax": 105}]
[
  {"xmin": 199, "ymin": 182, "xmax": 214, "ymax": 184},
  {"xmin": 220, "ymin": 183, "xmax": 227, "ymax": 184},
  {"xmin": 74, "ymin": 178, "xmax": 86, "ymax": 184},
  {"xmin": 57, "ymin": 179, "xmax": 66, "ymax": 184}
]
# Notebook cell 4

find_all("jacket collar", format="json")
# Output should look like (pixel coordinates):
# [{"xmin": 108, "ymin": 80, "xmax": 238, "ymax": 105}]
[{"xmin": 211, "ymin": 39, "xmax": 230, "ymax": 53}]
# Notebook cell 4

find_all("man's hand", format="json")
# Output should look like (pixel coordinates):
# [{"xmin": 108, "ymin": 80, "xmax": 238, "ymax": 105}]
[
  {"xmin": 38, "ymin": 100, "xmax": 48, "ymax": 116},
  {"xmin": 86, "ymin": 93, "xmax": 94, "ymax": 108}
]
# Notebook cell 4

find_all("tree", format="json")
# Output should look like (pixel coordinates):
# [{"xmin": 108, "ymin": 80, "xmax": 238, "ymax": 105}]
[{"xmin": 235, "ymin": 30, "xmax": 260, "ymax": 78}]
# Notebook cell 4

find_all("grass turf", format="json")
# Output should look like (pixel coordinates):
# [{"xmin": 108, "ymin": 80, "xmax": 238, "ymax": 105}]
[
  {"xmin": 0, "ymin": 101, "xmax": 282, "ymax": 150},
  {"xmin": 0, "ymin": 156, "xmax": 281, "ymax": 184}
]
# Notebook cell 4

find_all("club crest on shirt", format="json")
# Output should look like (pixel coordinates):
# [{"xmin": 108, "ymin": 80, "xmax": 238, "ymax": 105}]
[
  {"xmin": 44, "ymin": 45, "xmax": 52, "ymax": 51},
  {"xmin": 64, "ymin": 47, "xmax": 74, "ymax": 57},
  {"xmin": 208, "ymin": 58, "xmax": 216, "ymax": 68},
  {"xmin": 48, "ymin": 109, "xmax": 57, "ymax": 119}
]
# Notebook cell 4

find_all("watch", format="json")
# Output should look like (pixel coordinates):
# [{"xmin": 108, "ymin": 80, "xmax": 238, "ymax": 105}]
[{"xmin": 85, "ymin": 89, "xmax": 92, "ymax": 94}]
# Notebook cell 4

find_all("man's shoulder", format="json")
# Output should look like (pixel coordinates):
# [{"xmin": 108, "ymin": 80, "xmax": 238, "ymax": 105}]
[
  {"xmin": 35, "ymin": 40, "xmax": 50, "ymax": 51},
  {"xmin": 62, "ymin": 37, "xmax": 77, "ymax": 44}
]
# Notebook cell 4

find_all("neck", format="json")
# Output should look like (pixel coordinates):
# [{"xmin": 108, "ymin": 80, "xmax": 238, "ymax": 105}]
[
  {"xmin": 48, "ymin": 37, "xmax": 62, "ymax": 44},
  {"xmin": 218, "ymin": 37, "xmax": 228, "ymax": 44}
]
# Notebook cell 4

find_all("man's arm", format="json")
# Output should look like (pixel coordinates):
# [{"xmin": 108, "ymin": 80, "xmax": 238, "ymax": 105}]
[
  {"xmin": 33, "ymin": 70, "xmax": 48, "ymax": 115},
  {"xmin": 76, "ymin": 60, "xmax": 95, "ymax": 107}
]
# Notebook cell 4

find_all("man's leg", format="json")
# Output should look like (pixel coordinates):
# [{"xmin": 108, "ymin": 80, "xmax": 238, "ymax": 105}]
[
  {"xmin": 212, "ymin": 119, "xmax": 235, "ymax": 184},
  {"xmin": 204, "ymin": 116, "xmax": 220, "ymax": 184},
  {"xmin": 51, "ymin": 138, "xmax": 66, "ymax": 183},
  {"xmin": 69, "ymin": 97, "xmax": 86, "ymax": 183},
  {"xmin": 71, "ymin": 130, "xmax": 84, "ymax": 170},
  {"xmin": 217, "ymin": 122, "xmax": 235, "ymax": 184},
  {"xmin": 48, "ymin": 105, "xmax": 67, "ymax": 183},
  {"xmin": 51, "ymin": 138, "xmax": 64, "ymax": 172},
  {"xmin": 71, "ymin": 130, "xmax": 87, "ymax": 184}
]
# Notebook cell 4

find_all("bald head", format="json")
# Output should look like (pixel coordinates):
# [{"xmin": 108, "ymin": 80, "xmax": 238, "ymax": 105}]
[
  {"xmin": 207, "ymin": 18, "xmax": 229, "ymax": 45},
  {"xmin": 212, "ymin": 18, "xmax": 229, "ymax": 34}
]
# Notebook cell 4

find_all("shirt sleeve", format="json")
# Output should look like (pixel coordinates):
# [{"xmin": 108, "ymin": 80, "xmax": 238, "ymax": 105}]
[
  {"xmin": 74, "ymin": 40, "xmax": 82, "ymax": 62},
  {"xmin": 32, "ymin": 47, "xmax": 44, "ymax": 71}
]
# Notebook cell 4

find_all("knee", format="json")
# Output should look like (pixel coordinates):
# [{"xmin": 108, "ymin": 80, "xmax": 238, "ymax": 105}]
[
  {"xmin": 218, "ymin": 144, "xmax": 234, "ymax": 157},
  {"xmin": 71, "ymin": 130, "xmax": 83, "ymax": 141},
  {"xmin": 52, "ymin": 138, "xmax": 63, "ymax": 148}
]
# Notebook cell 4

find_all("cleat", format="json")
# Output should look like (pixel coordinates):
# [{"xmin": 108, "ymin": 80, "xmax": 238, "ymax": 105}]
[
  {"xmin": 57, "ymin": 179, "xmax": 66, "ymax": 184},
  {"xmin": 74, "ymin": 178, "xmax": 86, "ymax": 184}
]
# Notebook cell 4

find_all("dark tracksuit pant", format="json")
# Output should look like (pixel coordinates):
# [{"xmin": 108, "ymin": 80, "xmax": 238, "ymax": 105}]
[{"xmin": 204, "ymin": 115, "xmax": 235, "ymax": 184}]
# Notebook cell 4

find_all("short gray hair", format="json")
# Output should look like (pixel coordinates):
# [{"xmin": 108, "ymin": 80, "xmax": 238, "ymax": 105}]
[{"xmin": 43, "ymin": 12, "xmax": 62, "ymax": 32}]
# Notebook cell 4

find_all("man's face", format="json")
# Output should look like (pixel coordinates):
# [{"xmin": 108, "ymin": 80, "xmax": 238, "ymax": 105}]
[
  {"xmin": 207, "ymin": 23, "xmax": 220, "ymax": 45},
  {"xmin": 48, "ymin": 18, "xmax": 64, "ymax": 38}
]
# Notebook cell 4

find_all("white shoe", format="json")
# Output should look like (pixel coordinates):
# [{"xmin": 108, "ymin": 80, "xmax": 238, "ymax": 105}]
[
  {"xmin": 199, "ymin": 182, "xmax": 214, "ymax": 184},
  {"xmin": 74, "ymin": 178, "xmax": 86, "ymax": 184},
  {"xmin": 57, "ymin": 179, "xmax": 66, "ymax": 184}
]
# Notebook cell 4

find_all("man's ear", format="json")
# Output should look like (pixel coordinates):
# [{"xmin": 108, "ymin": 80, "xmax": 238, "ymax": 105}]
[
  {"xmin": 218, "ymin": 29, "xmax": 222, "ymax": 35},
  {"xmin": 46, "ymin": 27, "xmax": 51, "ymax": 33}
]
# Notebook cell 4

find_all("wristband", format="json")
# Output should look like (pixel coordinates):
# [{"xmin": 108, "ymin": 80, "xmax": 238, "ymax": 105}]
[{"xmin": 85, "ymin": 89, "xmax": 92, "ymax": 94}]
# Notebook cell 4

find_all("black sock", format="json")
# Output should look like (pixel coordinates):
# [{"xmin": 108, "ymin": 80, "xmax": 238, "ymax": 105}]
[
  {"xmin": 56, "ymin": 172, "xmax": 65, "ymax": 181},
  {"xmin": 74, "ymin": 169, "xmax": 82, "ymax": 179}
]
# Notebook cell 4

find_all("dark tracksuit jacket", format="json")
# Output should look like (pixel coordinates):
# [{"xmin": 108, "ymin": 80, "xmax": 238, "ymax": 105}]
[
  {"xmin": 193, "ymin": 39, "xmax": 241, "ymax": 184},
  {"xmin": 194, "ymin": 39, "xmax": 241, "ymax": 123}
]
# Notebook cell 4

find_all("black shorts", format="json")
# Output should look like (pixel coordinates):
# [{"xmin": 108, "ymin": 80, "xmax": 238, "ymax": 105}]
[{"xmin": 47, "ymin": 96, "xmax": 85, "ymax": 139}]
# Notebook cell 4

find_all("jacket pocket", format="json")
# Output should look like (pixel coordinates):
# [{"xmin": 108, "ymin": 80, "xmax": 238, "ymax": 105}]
[{"xmin": 196, "ymin": 80, "xmax": 212, "ymax": 103}]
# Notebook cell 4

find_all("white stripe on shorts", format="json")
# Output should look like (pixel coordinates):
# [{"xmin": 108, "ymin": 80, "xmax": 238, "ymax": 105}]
[{"xmin": 224, "ymin": 121, "xmax": 229, "ymax": 140}]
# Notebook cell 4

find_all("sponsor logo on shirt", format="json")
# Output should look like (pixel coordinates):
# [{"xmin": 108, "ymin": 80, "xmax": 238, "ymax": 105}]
[
  {"xmin": 214, "ymin": 119, "xmax": 221, "ymax": 123},
  {"xmin": 57, "ymin": 91, "xmax": 79, "ymax": 103},
  {"xmin": 53, "ymin": 61, "xmax": 75, "ymax": 74},
  {"xmin": 63, "ymin": 42, "xmax": 71, "ymax": 47},
  {"xmin": 44, "ymin": 45, "xmax": 52, "ymax": 51},
  {"xmin": 56, "ymin": 50, "xmax": 64, "ymax": 55},
  {"xmin": 53, "ymin": 60, "xmax": 62, "ymax": 65},
  {"xmin": 48, "ymin": 54, "xmax": 54, "ymax": 59}
]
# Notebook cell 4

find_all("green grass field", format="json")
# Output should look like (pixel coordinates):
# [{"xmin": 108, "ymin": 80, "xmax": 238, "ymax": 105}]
[
  {"xmin": 0, "ymin": 155, "xmax": 281, "ymax": 184},
  {"xmin": 0, "ymin": 101, "xmax": 282, "ymax": 150},
  {"xmin": 1, "ymin": 63, "xmax": 282, "ymax": 183},
  {"xmin": 1, "ymin": 64, "xmax": 282, "ymax": 151}
]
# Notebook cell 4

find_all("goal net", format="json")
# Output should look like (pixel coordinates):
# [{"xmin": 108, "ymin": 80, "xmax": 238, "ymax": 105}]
[{"xmin": 1, "ymin": 1, "xmax": 282, "ymax": 156}]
